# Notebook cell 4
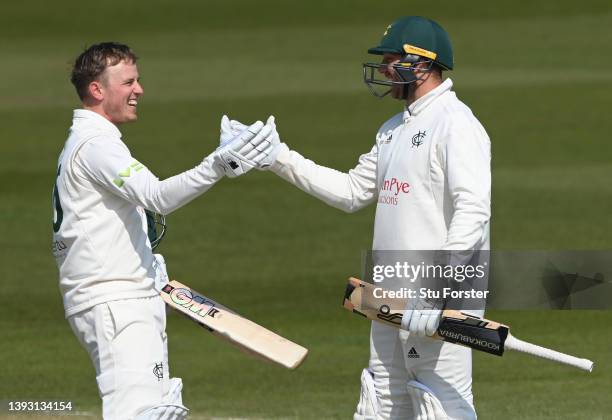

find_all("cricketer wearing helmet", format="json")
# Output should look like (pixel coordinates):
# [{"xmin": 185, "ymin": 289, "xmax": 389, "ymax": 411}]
[{"xmin": 228, "ymin": 16, "xmax": 491, "ymax": 419}]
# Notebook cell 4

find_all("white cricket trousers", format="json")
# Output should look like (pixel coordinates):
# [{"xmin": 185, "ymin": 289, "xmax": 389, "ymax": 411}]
[
  {"xmin": 68, "ymin": 296, "xmax": 173, "ymax": 419},
  {"xmin": 367, "ymin": 321, "xmax": 476, "ymax": 419}
]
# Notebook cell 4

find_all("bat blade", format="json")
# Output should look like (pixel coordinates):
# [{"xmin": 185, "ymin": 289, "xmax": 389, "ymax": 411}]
[
  {"xmin": 161, "ymin": 280, "xmax": 308, "ymax": 369},
  {"xmin": 343, "ymin": 277, "xmax": 593, "ymax": 371}
]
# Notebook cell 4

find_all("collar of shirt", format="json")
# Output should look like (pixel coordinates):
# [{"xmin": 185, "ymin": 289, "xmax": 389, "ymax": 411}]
[
  {"xmin": 72, "ymin": 109, "xmax": 123, "ymax": 139},
  {"xmin": 403, "ymin": 78, "xmax": 454, "ymax": 121}
]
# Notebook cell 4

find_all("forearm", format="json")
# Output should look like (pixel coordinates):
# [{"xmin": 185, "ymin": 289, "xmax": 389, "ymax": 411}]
[
  {"xmin": 270, "ymin": 147, "xmax": 376, "ymax": 213},
  {"xmin": 442, "ymin": 200, "xmax": 490, "ymax": 250},
  {"xmin": 124, "ymin": 155, "xmax": 224, "ymax": 215}
]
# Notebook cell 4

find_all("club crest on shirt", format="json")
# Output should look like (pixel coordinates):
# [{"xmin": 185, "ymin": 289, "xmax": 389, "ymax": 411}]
[
  {"xmin": 411, "ymin": 131, "xmax": 426, "ymax": 148},
  {"xmin": 153, "ymin": 362, "xmax": 164, "ymax": 381}
]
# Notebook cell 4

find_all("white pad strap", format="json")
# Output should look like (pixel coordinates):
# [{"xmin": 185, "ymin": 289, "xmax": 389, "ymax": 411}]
[
  {"xmin": 353, "ymin": 368, "xmax": 379, "ymax": 420},
  {"xmin": 133, "ymin": 404, "xmax": 188, "ymax": 420},
  {"xmin": 407, "ymin": 380, "xmax": 449, "ymax": 420}
]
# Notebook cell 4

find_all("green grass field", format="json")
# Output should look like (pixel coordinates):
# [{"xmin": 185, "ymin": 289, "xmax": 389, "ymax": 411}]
[{"xmin": 1, "ymin": 0, "xmax": 611, "ymax": 418}]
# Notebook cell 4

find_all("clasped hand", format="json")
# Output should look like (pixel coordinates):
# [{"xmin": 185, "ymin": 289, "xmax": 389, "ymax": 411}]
[{"xmin": 214, "ymin": 114, "xmax": 286, "ymax": 177}]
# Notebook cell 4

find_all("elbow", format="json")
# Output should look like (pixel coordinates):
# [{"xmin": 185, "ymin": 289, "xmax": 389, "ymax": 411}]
[
  {"xmin": 157, "ymin": 207, "xmax": 173, "ymax": 217},
  {"xmin": 145, "ymin": 194, "xmax": 178, "ymax": 216},
  {"xmin": 145, "ymin": 204, "xmax": 173, "ymax": 217},
  {"xmin": 341, "ymin": 179, "xmax": 375, "ymax": 214},
  {"xmin": 323, "ymin": 199, "xmax": 361, "ymax": 214},
  {"xmin": 456, "ymin": 196, "xmax": 490, "ymax": 221},
  {"xmin": 338, "ymin": 193, "xmax": 372, "ymax": 213},
  {"xmin": 157, "ymin": 201, "xmax": 182, "ymax": 216}
]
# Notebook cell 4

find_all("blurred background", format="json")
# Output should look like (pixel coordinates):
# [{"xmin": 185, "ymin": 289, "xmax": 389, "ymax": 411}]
[{"xmin": 1, "ymin": 0, "xmax": 611, "ymax": 418}]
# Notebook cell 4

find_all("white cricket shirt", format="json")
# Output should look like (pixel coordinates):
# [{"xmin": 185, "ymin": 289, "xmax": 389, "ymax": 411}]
[
  {"xmin": 53, "ymin": 110, "xmax": 224, "ymax": 317},
  {"xmin": 270, "ymin": 78, "xmax": 491, "ymax": 251}
]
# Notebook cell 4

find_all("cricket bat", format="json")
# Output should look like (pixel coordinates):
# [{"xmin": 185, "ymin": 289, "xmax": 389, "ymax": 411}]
[
  {"xmin": 160, "ymin": 280, "xmax": 308, "ymax": 369},
  {"xmin": 343, "ymin": 277, "xmax": 593, "ymax": 372}
]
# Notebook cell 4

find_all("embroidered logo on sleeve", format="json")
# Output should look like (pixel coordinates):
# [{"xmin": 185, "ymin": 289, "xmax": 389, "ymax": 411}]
[
  {"xmin": 377, "ymin": 129, "xmax": 394, "ymax": 145},
  {"xmin": 113, "ymin": 160, "xmax": 145, "ymax": 187}
]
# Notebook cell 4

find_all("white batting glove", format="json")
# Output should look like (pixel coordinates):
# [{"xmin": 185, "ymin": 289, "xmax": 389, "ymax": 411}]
[
  {"xmin": 401, "ymin": 297, "xmax": 443, "ymax": 337},
  {"xmin": 258, "ymin": 116, "xmax": 288, "ymax": 170},
  {"xmin": 229, "ymin": 115, "xmax": 288, "ymax": 170},
  {"xmin": 219, "ymin": 115, "xmax": 248, "ymax": 148},
  {"xmin": 152, "ymin": 253, "xmax": 169, "ymax": 292},
  {"xmin": 228, "ymin": 117, "xmax": 248, "ymax": 138},
  {"xmin": 214, "ymin": 121, "xmax": 273, "ymax": 177}
]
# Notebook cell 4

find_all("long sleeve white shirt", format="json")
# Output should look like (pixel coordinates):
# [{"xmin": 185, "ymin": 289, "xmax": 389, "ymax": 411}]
[
  {"xmin": 270, "ymin": 79, "xmax": 491, "ymax": 251},
  {"xmin": 53, "ymin": 109, "xmax": 224, "ymax": 317}
]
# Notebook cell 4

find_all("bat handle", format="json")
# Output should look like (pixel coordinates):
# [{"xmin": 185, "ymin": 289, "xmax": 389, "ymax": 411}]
[{"xmin": 504, "ymin": 334, "xmax": 594, "ymax": 372}]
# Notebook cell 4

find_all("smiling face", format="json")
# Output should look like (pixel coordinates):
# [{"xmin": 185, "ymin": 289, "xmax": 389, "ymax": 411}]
[{"xmin": 88, "ymin": 59, "xmax": 143, "ymax": 125}]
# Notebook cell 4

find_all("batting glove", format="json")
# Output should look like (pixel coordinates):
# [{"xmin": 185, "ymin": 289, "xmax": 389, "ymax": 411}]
[
  {"xmin": 257, "ymin": 116, "xmax": 288, "ymax": 170},
  {"xmin": 152, "ymin": 253, "xmax": 169, "ymax": 292},
  {"xmin": 401, "ymin": 296, "xmax": 443, "ymax": 337},
  {"xmin": 229, "ymin": 115, "xmax": 288, "ymax": 170},
  {"xmin": 214, "ymin": 121, "xmax": 273, "ymax": 177},
  {"xmin": 219, "ymin": 115, "xmax": 248, "ymax": 148}
]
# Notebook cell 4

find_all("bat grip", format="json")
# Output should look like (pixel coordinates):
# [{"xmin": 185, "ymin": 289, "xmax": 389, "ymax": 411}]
[{"xmin": 504, "ymin": 334, "xmax": 593, "ymax": 372}]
